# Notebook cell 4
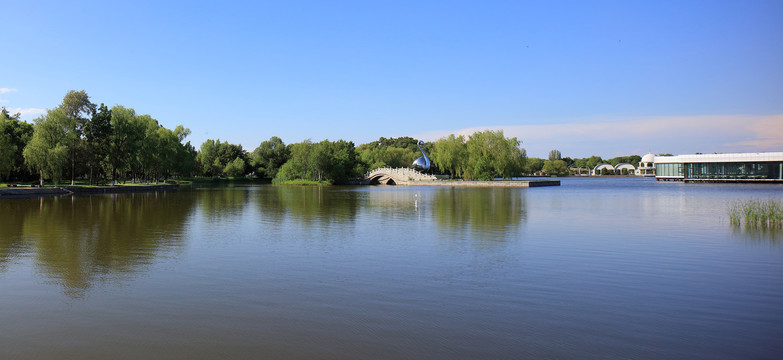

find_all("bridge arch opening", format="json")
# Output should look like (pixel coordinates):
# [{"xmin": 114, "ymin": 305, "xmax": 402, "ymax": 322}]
[{"xmin": 367, "ymin": 174, "xmax": 397, "ymax": 185}]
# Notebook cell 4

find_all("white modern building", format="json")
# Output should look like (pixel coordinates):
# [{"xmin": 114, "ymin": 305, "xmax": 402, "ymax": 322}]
[
  {"xmin": 655, "ymin": 152, "xmax": 783, "ymax": 182},
  {"xmin": 635, "ymin": 153, "xmax": 655, "ymax": 176}
]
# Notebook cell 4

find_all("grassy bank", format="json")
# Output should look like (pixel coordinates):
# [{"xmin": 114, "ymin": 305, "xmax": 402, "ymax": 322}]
[
  {"xmin": 173, "ymin": 177, "xmax": 271, "ymax": 186},
  {"xmin": 272, "ymin": 179, "xmax": 332, "ymax": 186}
]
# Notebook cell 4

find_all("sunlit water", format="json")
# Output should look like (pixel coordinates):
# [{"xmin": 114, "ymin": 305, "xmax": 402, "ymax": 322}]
[{"xmin": 1, "ymin": 177, "xmax": 781, "ymax": 359}]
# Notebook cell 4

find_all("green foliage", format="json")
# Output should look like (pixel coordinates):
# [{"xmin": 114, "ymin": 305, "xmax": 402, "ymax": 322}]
[
  {"xmin": 356, "ymin": 136, "xmax": 421, "ymax": 173},
  {"xmin": 59, "ymin": 90, "xmax": 96, "ymax": 130},
  {"xmin": 223, "ymin": 157, "xmax": 247, "ymax": 177},
  {"xmin": 84, "ymin": 104, "xmax": 112, "ymax": 182},
  {"xmin": 548, "ymin": 149, "xmax": 561, "ymax": 161},
  {"xmin": 0, "ymin": 129, "xmax": 14, "ymax": 179},
  {"xmin": 5, "ymin": 92, "xmax": 197, "ymax": 185},
  {"xmin": 275, "ymin": 139, "xmax": 359, "ymax": 184},
  {"xmin": 272, "ymin": 179, "xmax": 332, "ymax": 185},
  {"xmin": 107, "ymin": 105, "xmax": 144, "ymax": 182},
  {"xmin": 607, "ymin": 155, "xmax": 642, "ymax": 167},
  {"xmin": 542, "ymin": 159, "xmax": 568, "ymax": 176},
  {"xmin": 526, "ymin": 157, "xmax": 545, "ymax": 174},
  {"xmin": 197, "ymin": 139, "xmax": 248, "ymax": 177},
  {"xmin": 23, "ymin": 109, "xmax": 72, "ymax": 185},
  {"xmin": 585, "ymin": 155, "xmax": 604, "ymax": 170},
  {"xmin": 58, "ymin": 90, "xmax": 97, "ymax": 184},
  {"xmin": 251, "ymin": 136, "xmax": 290, "ymax": 178},
  {"xmin": 430, "ymin": 134, "xmax": 466, "ymax": 178},
  {"xmin": 461, "ymin": 130, "xmax": 524, "ymax": 180},
  {"xmin": 0, "ymin": 108, "xmax": 34, "ymax": 181}
]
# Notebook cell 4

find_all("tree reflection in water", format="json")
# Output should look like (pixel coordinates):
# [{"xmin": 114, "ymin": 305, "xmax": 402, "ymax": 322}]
[
  {"xmin": 431, "ymin": 187, "xmax": 527, "ymax": 240},
  {"xmin": 0, "ymin": 192, "xmax": 195, "ymax": 298}
]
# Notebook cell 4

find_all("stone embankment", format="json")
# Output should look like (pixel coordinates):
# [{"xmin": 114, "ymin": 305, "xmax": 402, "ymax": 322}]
[{"xmin": 0, "ymin": 184, "xmax": 179, "ymax": 199}]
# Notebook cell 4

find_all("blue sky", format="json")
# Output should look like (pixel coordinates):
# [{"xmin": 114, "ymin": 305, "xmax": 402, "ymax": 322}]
[{"xmin": 2, "ymin": 0, "xmax": 781, "ymax": 158}]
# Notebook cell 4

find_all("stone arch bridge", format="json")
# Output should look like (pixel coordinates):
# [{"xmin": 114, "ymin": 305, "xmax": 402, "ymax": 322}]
[{"xmin": 364, "ymin": 167, "xmax": 438, "ymax": 185}]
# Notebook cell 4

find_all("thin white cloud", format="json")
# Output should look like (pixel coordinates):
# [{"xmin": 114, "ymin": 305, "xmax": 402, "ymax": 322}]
[
  {"xmin": 416, "ymin": 114, "xmax": 783, "ymax": 157},
  {"xmin": 7, "ymin": 107, "xmax": 46, "ymax": 117},
  {"xmin": 0, "ymin": 88, "xmax": 18, "ymax": 94},
  {"xmin": 0, "ymin": 99, "xmax": 8, "ymax": 103}
]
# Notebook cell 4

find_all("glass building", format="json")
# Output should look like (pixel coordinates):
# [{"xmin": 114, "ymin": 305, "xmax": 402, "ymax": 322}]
[{"xmin": 655, "ymin": 152, "xmax": 783, "ymax": 182}]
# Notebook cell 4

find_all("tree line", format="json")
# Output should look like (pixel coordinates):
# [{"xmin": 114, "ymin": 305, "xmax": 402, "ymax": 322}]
[
  {"xmin": 523, "ymin": 151, "xmax": 645, "ymax": 176},
  {"xmin": 199, "ymin": 130, "xmax": 527, "ymax": 183},
  {"xmin": 2, "ymin": 90, "xmax": 648, "ymax": 185},
  {"xmin": 2, "ymin": 90, "xmax": 197, "ymax": 185}
]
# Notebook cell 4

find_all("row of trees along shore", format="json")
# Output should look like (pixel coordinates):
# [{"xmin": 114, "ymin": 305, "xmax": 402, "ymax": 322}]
[{"xmin": 1, "ymin": 90, "xmax": 646, "ymax": 186}]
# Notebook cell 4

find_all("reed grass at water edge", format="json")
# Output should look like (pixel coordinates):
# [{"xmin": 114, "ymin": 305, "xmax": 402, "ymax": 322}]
[{"xmin": 728, "ymin": 199, "xmax": 783, "ymax": 228}]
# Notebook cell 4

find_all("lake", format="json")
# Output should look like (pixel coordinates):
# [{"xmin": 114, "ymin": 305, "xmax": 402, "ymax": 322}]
[{"xmin": 1, "ymin": 177, "xmax": 781, "ymax": 359}]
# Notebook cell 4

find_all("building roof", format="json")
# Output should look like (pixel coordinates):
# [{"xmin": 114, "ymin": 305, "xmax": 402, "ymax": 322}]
[
  {"xmin": 655, "ymin": 152, "xmax": 783, "ymax": 164},
  {"xmin": 641, "ymin": 153, "xmax": 655, "ymax": 163}
]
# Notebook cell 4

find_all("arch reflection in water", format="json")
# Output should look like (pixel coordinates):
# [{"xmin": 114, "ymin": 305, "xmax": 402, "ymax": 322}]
[{"xmin": 0, "ymin": 192, "xmax": 196, "ymax": 298}]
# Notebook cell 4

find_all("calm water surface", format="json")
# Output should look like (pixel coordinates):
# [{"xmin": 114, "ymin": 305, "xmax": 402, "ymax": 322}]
[{"xmin": 1, "ymin": 177, "xmax": 782, "ymax": 359}]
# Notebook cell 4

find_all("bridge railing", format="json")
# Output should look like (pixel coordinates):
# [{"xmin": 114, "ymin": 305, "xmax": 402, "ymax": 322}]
[{"xmin": 365, "ymin": 167, "xmax": 438, "ymax": 181}]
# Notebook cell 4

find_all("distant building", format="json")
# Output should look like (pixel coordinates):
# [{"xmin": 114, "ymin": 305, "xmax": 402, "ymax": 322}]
[
  {"xmin": 591, "ymin": 163, "xmax": 615, "ymax": 176},
  {"xmin": 655, "ymin": 152, "xmax": 783, "ymax": 182},
  {"xmin": 614, "ymin": 163, "xmax": 635, "ymax": 175},
  {"xmin": 635, "ymin": 153, "xmax": 655, "ymax": 176}
]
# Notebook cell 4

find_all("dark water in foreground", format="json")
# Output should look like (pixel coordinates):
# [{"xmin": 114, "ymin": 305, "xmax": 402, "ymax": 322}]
[{"xmin": 1, "ymin": 177, "xmax": 782, "ymax": 359}]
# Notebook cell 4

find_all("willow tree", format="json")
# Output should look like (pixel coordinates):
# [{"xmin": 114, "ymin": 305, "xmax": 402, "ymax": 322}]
[
  {"xmin": 23, "ymin": 109, "xmax": 71, "ymax": 186},
  {"xmin": 107, "ymin": 106, "xmax": 143, "ymax": 183},
  {"xmin": 430, "ymin": 134, "xmax": 467, "ymax": 178},
  {"xmin": 464, "ymin": 130, "xmax": 524, "ymax": 180}
]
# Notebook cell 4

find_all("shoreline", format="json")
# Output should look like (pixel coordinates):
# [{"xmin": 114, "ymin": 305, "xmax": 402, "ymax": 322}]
[
  {"xmin": 0, "ymin": 184, "xmax": 179, "ymax": 199},
  {"xmin": 398, "ymin": 179, "xmax": 560, "ymax": 187}
]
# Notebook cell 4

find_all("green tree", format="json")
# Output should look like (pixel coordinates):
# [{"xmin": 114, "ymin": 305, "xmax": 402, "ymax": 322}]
[
  {"xmin": 251, "ymin": 136, "xmax": 290, "ymax": 178},
  {"xmin": 548, "ymin": 149, "xmax": 562, "ymax": 161},
  {"xmin": 526, "ymin": 157, "xmax": 545, "ymax": 174},
  {"xmin": 275, "ymin": 139, "xmax": 359, "ymax": 184},
  {"xmin": 0, "ymin": 108, "xmax": 33, "ymax": 181},
  {"xmin": 463, "ymin": 130, "xmax": 523, "ymax": 180},
  {"xmin": 197, "ymin": 139, "xmax": 247, "ymax": 177},
  {"xmin": 84, "ymin": 104, "xmax": 112, "ymax": 184},
  {"xmin": 356, "ymin": 137, "xmax": 421, "ymax": 173},
  {"xmin": 23, "ymin": 109, "xmax": 71, "ymax": 186},
  {"xmin": 585, "ymin": 155, "xmax": 604, "ymax": 170},
  {"xmin": 59, "ymin": 90, "xmax": 96, "ymax": 185},
  {"xmin": 430, "ymin": 134, "xmax": 466, "ymax": 178},
  {"xmin": 542, "ymin": 159, "xmax": 568, "ymax": 176},
  {"xmin": 223, "ymin": 157, "xmax": 247, "ymax": 177},
  {"xmin": 107, "ymin": 105, "xmax": 144, "ymax": 183},
  {"xmin": 0, "ymin": 128, "xmax": 13, "ymax": 179},
  {"xmin": 197, "ymin": 139, "xmax": 220, "ymax": 176},
  {"xmin": 136, "ymin": 114, "xmax": 162, "ymax": 182},
  {"xmin": 276, "ymin": 139, "xmax": 313, "ymax": 181},
  {"xmin": 323, "ymin": 139, "xmax": 358, "ymax": 183}
]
